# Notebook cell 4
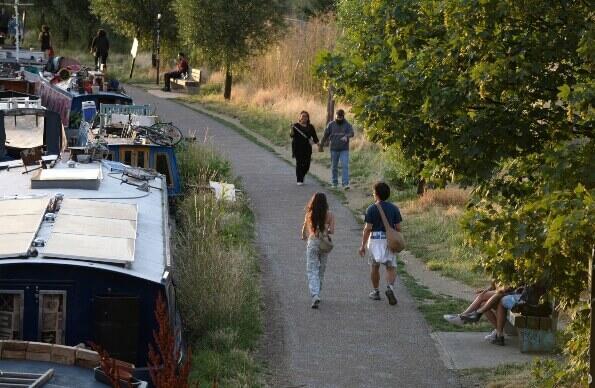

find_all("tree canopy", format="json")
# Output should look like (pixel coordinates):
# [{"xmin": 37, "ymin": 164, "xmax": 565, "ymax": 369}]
[
  {"xmin": 175, "ymin": 0, "xmax": 287, "ymax": 99},
  {"xmin": 90, "ymin": 0, "xmax": 177, "ymax": 48},
  {"xmin": 317, "ymin": 0, "xmax": 593, "ymax": 383}
]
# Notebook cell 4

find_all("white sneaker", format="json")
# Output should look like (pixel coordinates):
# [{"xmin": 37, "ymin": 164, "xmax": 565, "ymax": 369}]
[
  {"xmin": 297, "ymin": 182, "xmax": 304, "ymax": 186},
  {"xmin": 484, "ymin": 329, "xmax": 498, "ymax": 342},
  {"xmin": 443, "ymin": 314, "xmax": 465, "ymax": 326}
]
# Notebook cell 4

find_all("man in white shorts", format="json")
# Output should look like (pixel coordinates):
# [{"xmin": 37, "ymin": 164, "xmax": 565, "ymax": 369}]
[{"xmin": 358, "ymin": 182, "xmax": 403, "ymax": 305}]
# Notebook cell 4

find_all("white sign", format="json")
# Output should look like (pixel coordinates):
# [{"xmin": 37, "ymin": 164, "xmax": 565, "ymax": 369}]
[{"xmin": 130, "ymin": 38, "xmax": 139, "ymax": 58}]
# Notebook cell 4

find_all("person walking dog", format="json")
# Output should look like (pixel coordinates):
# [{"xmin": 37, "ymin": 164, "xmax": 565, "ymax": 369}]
[
  {"xmin": 291, "ymin": 111, "xmax": 319, "ymax": 185},
  {"xmin": 302, "ymin": 192, "xmax": 335, "ymax": 308},
  {"xmin": 321, "ymin": 109, "xmax": 354, "ymax": 189},
  {"xmin": 359, "ymin": 182, "xmax": 403, "ymax": 305}
]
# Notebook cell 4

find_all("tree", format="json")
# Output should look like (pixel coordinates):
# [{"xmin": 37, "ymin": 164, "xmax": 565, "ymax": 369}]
[
  {"xmin": 90, "ymin": 0, "xmax": 176, "ymax": 49},
  {"xmin": 175, "ymin": 0, "xmax": 287, "ymax": 99},
  {"xmin": 318, "ymin": 0, "xmax": 593, "ymax": 382}
]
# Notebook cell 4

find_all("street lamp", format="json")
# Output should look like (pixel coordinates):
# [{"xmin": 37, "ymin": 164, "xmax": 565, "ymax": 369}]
[{"xmin": 155, "ymin": 13, "xmax": 161, "ymax": 85}]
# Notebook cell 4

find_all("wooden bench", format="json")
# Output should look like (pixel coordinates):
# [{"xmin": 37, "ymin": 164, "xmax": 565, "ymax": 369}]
[
  {"xmin": 507, "ymin": 307, "xmax": 556, "ymax": 353},
  {"xmin": 171, "ymin": 68, "xmax": 201, "ymax": 94}
]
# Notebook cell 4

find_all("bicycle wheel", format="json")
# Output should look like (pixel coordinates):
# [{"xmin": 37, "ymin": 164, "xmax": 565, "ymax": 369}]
[{"xmin": 146, "ymin": 122, "xmax": 183, "ymax": 146}]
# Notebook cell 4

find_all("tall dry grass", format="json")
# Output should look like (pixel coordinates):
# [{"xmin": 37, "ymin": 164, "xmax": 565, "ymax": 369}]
[{"xmin": 246, "ymin": 15, "xmax": 340, "ymax": 97}]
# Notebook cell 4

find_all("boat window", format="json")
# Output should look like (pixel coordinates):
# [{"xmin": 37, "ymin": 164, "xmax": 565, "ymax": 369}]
[
  {"xmin": 137, "ymin": 150, "xmax": 146, "ymax": 168},
  {"xmin": 106, "ymin": 151, "xmax": 114, "ymax": 161},
  {"xmin": 123, "ymin": 150, "xmax": 133, "ymax": 165},
  {"xmin": 155, "ymin": 152, "xmax": 172, "ymax": 186},
  {"xmin": 38, "ymin": 291, "xmax": 66, "ymax": 345},
  {"xmin": 0, "ymin": 291, "xmax": 24, "ymax": 340}
]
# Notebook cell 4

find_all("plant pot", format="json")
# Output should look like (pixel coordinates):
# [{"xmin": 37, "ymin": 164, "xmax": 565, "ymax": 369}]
[{"xmin": 94, "ymin": 366, "xmax": 147, "ymax": 388}]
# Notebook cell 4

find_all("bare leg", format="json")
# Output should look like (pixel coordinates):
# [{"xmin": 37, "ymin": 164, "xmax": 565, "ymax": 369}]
[
  {"xmin": 462, "ymin": 290, "xmax": 496, "ymax": 314},
  {"xmin": 371, "ymin": 264, "xmax": 380, "ymax": 289},
  {"xmin": 484, "ymin": 309, "xmax": 496, "ymax": 327},
  {"xmin": 477, "ymin": 292, "xmax": 504, "ymax": 313},
  {"xmin": 496, "ymin": 302, "xmax": 507, "ymax": 336},
  {"xmin": 386, "ymin": 266, "xmax": 396, "ymax": 287}
]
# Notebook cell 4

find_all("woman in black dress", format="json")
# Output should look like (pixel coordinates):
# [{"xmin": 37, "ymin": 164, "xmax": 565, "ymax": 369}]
[
  {"xmin": 38, "ymin": 25, "xmax": 51, "ymax": 53},
  {"xmin": 291, "ymin": 111, "xmax": 319, "ymax": 185}
]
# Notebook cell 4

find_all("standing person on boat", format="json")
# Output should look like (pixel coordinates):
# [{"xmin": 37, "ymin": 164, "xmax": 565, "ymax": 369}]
[
  {"xmin": 302, "ymin": 192, "xmax": 335, "ymax": 309},
  {"xmin": 359, "ymin": 182, "xmax": 403, "ymax": 305},
  {"xmin": 321, "ymin": 109, "xmax": 354, "ymax": 190},
  {"xmin": 162, "ymin": 52, "xmax": 189, "ymax": 92},
  {"xmin": 38, "ymin": 25, "xmax": 51, "ymax": 54},
  {"xmin": 291, "ymin": 111, "xmax": 319, "ymax": 186},
  {"xmin": 91, "ymin": 29, "xmax": 110, "ymax": 71}
]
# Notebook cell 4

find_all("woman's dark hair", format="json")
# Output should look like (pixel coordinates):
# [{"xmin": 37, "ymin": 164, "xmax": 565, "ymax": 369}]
[
  {"xmin": 299, "ymin": 110, "xmax": 310, "ymax": 125},
  {"xmin": 178, "ymin": 52, "xmax": 186, "ymax": 58},
  {"xmin": 97, "ymin": 29, "xmax": 106, "ymax": 37},
  {"xmin": 306, "ymin": 192, "xmax": 328, "ymax": 233},
  {"xmin": 42, "ymin": 25, "xmax": 49, "ymax": 32},
  {"xmin": 374, "ymin": 182, "xmax": 390, "ymax": 201}
]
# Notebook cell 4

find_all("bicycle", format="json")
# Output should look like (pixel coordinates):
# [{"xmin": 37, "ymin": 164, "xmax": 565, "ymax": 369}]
[{"xmin": 121, "ymin": 115, "xmax": 183, "ymax": 146}]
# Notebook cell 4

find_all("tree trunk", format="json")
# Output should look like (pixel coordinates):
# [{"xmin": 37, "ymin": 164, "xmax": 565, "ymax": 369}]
[
  {"xmin": 223, "ymin": 65, "xmax": 232, "ymax": 100},
  {"xmin": 417, "ymin": 178, "xmax": 426, "ymax": 196},
  {"xmin": 326, "ymin": 85, "xmax": 335, "ymax": 125}
]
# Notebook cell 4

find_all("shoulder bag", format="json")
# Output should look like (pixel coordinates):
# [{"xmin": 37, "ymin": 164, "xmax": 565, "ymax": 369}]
[
  {"xmin": 292, "ymin": 125, "xmax": 315, "ymax": 145},
  {"xmin": 375, "ymin": 203, "xmax": 405, "ymax": 253},
  {"xmin": 317, "ymin": 230, "xmax": 334, "ymax": 253}
]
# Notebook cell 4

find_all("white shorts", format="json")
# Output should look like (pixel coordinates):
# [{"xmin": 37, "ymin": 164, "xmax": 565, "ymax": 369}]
[{"xmin": 367, "ymin": 232, "xmax": 397, "ymax": 268}]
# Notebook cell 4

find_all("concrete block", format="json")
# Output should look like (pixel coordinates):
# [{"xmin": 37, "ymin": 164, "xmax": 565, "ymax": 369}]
[
  {"xmin": 76, "ymin": 348, "xmax": 100, "ymax": 369},
  {"xmin": 51, "ymin": 344, "xmax": 76, "ymax": 365},
  {"xmin": 518, "ymin": 328, "xmax": 555, "ymax": 353},
  {"xmin": 526, "ymin": 316, "xmax": 540, "ymax": 330}
]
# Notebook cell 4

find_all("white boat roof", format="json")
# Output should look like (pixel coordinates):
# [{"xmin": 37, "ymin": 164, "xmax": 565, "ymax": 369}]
[{"xmin": 0, "ymin": 154, "xmax": 171, "ymax": 284}]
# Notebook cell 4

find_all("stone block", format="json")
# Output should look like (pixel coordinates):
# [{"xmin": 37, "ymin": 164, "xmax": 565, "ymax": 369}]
[
  {"xmin": 3, "ymin": 350, "xmax": 26, "ymax": 359},
  {"xmin": 2, "ymin": 340, "xmax": 28, "ymax": 351},
  {"xmin": 27, "ymin": 341, "xmax": 53, "ymax": 353},
  {"xmin": 76, "ymin": 348, "xmax": 100, "ymax": 369},
  {"xmin": 51, "ymin": 344, "xmax": 76, "ymax": 365},
  {"xmin": 26, "ymin": 351, "xmax": 52, "ymax": 362},
  {"xmin": 526, "ymin": 316, "xmax": 540, "ymax": 330}
]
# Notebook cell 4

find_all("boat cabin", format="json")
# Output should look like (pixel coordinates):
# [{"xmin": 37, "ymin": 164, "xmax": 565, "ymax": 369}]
[{"xmin": 0, "ymin": 112, "xmax": 182, "ymax": 369}]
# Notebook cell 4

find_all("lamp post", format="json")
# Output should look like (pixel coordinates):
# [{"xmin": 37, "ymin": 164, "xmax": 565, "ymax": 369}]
[{"xmin": 155, "ymin": 13, "xmax": 161, "ymax": 85}]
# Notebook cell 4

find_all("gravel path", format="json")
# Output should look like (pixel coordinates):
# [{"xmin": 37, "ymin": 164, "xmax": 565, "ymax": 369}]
[{"xmin": 127, "ymin": 86, "xmax": 459, "ymax": 387}]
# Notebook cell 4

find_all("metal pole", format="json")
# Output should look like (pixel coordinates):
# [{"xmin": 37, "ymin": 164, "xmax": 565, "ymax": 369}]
[
  {"xmin": 14, "ymin": 0, "xmax": 19, "ymax": 63},
  {"xmin": 155, "ymin": 13, "xmax": 161, "ymax": 85}
]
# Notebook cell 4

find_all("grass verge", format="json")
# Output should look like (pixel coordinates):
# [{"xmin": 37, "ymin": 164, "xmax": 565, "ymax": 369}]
[
  {"xmin": 174, "ymin": 141, "xmax": 262, "ymax": 387},
  {"xmin": 458, "ymin": 363, "xmax": 532, "ymax": 388}
]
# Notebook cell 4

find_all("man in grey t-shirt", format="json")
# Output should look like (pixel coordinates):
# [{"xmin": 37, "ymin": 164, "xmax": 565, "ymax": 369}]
[{"xmin": 321, "ymin": 109, "xmax": 354, "ymax": 189}]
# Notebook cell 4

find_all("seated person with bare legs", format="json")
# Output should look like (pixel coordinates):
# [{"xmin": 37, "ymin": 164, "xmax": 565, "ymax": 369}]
[{"xmin": 443, "ymin": 281, "xmax": 514, "ymax": 342}]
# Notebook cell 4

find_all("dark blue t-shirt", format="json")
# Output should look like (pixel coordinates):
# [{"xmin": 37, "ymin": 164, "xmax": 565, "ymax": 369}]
[{"xmin": 364, "ymin": 201, "xmax": 402, "ymax": 232}]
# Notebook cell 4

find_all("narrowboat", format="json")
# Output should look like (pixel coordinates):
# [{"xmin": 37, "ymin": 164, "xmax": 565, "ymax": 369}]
[{"xmin": 0, "ymin": 110, "xmax": 183, "ymax": 373}]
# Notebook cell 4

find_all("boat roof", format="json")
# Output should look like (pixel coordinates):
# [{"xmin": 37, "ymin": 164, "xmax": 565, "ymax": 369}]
[
  {"xmin": 0, "ymin": 154, "xmax": 171, "ymax": 284},
  {"xmin": 37, "ymin": 72, "xmax": 131, "ymax": 101}
]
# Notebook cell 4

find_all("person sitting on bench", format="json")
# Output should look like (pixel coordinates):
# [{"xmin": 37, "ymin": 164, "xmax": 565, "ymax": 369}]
[{"xmin": 162, "ymin": 52, "xmax": 189, "ymax": 92}]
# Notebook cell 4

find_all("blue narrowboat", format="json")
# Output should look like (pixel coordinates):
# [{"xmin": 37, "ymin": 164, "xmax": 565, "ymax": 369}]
[{"xmin": 0, "ymin": 110, "xmax": 183, "ymax": 374}]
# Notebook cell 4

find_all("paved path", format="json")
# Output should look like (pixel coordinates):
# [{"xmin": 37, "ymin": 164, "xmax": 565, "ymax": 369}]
[{"xmin": 127, "ymin": 86, "xmax": 459, "ymax": 387}]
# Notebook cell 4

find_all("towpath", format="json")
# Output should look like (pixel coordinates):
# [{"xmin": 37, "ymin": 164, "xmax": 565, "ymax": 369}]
[{"xmin": 126, "ymin": 86, "xmax": 458, "ymax": 387}]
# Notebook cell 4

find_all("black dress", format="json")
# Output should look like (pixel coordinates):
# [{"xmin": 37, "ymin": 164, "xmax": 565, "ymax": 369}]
[{"xmin": 290, "ymin": 123, "xmax": 319, "ymax": 183}]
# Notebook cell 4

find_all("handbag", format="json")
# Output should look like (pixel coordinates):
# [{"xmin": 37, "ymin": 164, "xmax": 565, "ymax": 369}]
[
  {"xmin": 375, "ymin": 203, "xmax": 405, "ymax": 253},
  {"xmin": 317, "ymin": 230, "xmax": 334, "ymax": 253}
]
